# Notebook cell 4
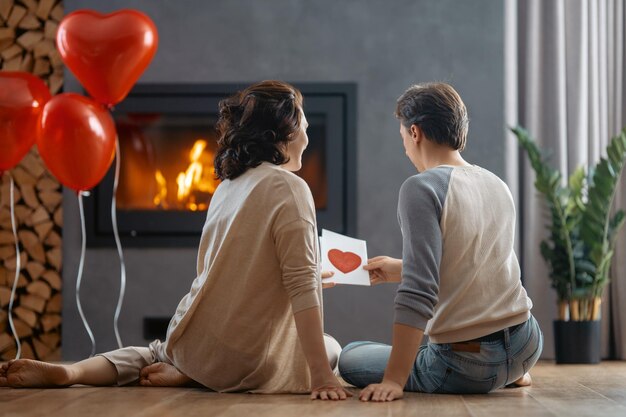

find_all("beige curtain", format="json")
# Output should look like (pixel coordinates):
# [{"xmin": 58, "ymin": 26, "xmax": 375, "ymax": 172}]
[{"xmin": 505, "ymin": 0, "xmax": 626, "ymax": 359}]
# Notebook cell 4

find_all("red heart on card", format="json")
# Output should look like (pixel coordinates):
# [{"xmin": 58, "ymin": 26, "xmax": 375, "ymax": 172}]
[{"xmin": 328, "ymin": 249, "xmax": 362, "ymax": 274}]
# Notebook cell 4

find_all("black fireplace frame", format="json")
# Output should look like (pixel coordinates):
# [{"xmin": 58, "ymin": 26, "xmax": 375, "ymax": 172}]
[{"xmin": 84, "ymin": 83, "xmax": 357, "ymax": 247}]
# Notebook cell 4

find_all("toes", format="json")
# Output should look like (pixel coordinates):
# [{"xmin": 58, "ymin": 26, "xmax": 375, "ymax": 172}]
[
  {"xmin": 140, "ymin": 363, "xmax": 161, "ymax": 378},
  {"xmin": 139, "ymin": 377, "xmax": 152, "ymax": 387},
  {"xmin": 7, "ymin": 374, "xmax": 23, "ymax": 388},
  {"xmin": 6, "ymin": 360, "xmax": 25, "ymax": 374},
  {"xmin": 137, "ymin": 363, "xmax": 192, "ymax": 388}
]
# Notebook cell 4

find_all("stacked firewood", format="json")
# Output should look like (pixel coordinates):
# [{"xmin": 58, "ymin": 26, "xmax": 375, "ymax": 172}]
[
  {"xmin": 0, "ymin": 0, "xmax": 63, "ymax": 361},
  {"xmin": 0, "ymin": 0, "xmax": 63, "ymax": 93}
]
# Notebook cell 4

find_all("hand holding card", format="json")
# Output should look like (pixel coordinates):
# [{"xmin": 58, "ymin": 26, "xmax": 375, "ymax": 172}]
[{"xmin": 320, "ymin": 229, "xmax": 370, "ymax": 286}]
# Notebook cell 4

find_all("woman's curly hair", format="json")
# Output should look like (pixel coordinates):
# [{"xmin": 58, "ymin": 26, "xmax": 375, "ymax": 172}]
[{"xmin": 214, "ymin": 80, "xmax": 304, "ymax": 180}]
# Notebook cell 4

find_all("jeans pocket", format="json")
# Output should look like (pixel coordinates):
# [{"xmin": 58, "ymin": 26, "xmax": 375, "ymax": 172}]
[
  {"xmin": 521, "ymin": 321, "xmax": 543, "ymax": 374},
  {"xmin": 437, "ymin": 368, "xmax": 498, "ymax": 394},
  {"xmin": 522, "ymin": 338, "xmax": 543, "ymax": 374}
]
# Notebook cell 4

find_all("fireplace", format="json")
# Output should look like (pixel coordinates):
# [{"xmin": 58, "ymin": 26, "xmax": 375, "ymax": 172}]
[{"xmin": 85, "ymin": 83, "xmax": 357, "ymax": 246}]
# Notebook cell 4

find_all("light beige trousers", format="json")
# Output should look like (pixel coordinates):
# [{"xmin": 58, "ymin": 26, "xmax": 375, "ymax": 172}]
[{"xmin": 99, "ymin": 334, "xmax": 342, "ymax": 386}]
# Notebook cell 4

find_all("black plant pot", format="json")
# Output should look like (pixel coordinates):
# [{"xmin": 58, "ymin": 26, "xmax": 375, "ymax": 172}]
[{"xmin": 553, "ymin": 320, "xmax": 601, "ymax": 364}]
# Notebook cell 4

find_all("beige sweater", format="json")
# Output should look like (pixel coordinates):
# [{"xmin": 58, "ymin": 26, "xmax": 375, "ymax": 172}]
[
  {"xmin": 395, "ymin": 165, "xmax": 532, "ymax": 344},
  {"xmin": 164, "ymin": 162, "xmax": 322, "ymax": 393}
]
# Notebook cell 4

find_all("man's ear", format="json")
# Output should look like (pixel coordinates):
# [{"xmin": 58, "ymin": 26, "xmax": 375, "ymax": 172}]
[{"xmin": 410, "ymin": 124, "xmax": 421, "ymax": 142}]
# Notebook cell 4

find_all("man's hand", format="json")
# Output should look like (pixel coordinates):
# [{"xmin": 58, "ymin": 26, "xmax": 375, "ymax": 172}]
[
  {"xmin": 360, "ymin": 324, "xmax": 423, "ymax": 403},
  {"xmin": 359, "ymin": 380, "xmax": 404, "ymax": 402},
  {"xmin": 363, "ymin": 256, "xmax": 402, "ymax": 285}
]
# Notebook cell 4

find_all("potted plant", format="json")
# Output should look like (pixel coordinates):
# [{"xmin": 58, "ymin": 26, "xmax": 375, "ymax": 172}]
[{"xmin": 512, "ymin": 126, "xmax": 626, "ymax": 364}]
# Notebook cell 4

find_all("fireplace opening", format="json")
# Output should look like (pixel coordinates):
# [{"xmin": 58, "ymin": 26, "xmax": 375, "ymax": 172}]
[
  {"xmin": 115, "ymin": 113, "xmax": 328, "ymax": 213},
  {"xmin": 115, "ymin": 114, "xmax": 220, "ymax": 212},
  {"xmin": 84, "ymin": 83, "xmax": 356, "ymax": 247}
]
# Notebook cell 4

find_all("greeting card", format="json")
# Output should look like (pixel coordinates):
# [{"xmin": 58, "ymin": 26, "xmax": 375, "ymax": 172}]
[{"xmin": 320, "ymin": 229, "xmax": 370, "ymax": 286}]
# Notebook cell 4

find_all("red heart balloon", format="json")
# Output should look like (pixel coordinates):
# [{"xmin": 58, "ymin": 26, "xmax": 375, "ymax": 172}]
[
  {"xmin": 57, "ymin": 9, "xmax": 158, "ymax": 106},
  {"xmin": 0, "ymin": 72, "xmax": 51, "ymax": 173},
  {"xmin": 328, "ymin": 249, "xmax": 362, "ymax": 274},
  {"xmin": 38, "ymin": 93, "xmax": 116, "ymax": 192}
]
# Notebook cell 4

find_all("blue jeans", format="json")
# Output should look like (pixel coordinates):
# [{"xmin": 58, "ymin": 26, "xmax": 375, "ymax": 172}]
[{"xmin": 338, "ymin": 315, "xmax": 543, "ymax": 394}]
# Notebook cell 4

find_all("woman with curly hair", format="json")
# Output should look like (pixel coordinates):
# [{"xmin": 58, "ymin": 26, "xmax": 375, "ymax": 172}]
[{"xmin": 1, "ymin": 81, "xmax": 350, "ymax": 400}]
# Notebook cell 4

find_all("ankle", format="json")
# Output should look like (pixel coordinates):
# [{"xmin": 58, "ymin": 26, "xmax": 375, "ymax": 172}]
[{"xmin": 63, "ymin": 364, "xmax": 81, "ymax": 385}]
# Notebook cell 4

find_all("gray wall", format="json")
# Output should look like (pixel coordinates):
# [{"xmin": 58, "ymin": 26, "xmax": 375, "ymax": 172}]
[{"xmin": 62, "ymin": 0, "xmax": 505, "ymax": 359}]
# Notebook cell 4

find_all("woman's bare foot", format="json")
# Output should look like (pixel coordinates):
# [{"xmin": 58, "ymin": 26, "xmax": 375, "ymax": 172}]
[
  {"xmin": 2, "ymin": 359, "xmax": 73, "ymax": 388},
  {"xmin": 511, "ymin": 373, "xmax": 532, "ymax": 387},
  {"xmin": 139, "ymin": 363, "xmax": 194, "ymax": 387},
  {"xmin": 1, "ymin": 362, "xmax": 9, "ymax": 386}
]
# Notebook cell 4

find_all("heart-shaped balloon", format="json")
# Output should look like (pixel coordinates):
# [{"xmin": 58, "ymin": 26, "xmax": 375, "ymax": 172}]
[
  {"xmin": 57, "ymin": 9, "xmax": 158, "ymax": 106},
  {"xmin": 38, "ymin": 93, "xmax": 117, "ymax": 192},
  {"xmin": 0, "ymin": 72, "xmax": 51, "ymax": 173},
  {"xmin": 328, "ymin": 249, "xmax": 362, "ymax": 274}
]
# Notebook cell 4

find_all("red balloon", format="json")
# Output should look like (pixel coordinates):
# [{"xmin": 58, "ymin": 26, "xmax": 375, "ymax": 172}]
[
  {"xmin": 0, "ymin": 72, "xmax": 51, "ymax": 173},
  {"xmin": 56, "ymin": 9, "xmax": 158, "ymax": 106},
  {"xmin": 38, "ymin": 93, "xmax": 116, "ymax": 192}
]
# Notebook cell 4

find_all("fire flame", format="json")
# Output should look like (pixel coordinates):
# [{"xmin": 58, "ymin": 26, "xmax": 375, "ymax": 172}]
[
  {"xmin": 154, "ymin": 170, "xmax": 168, "ymax": 208},
  {"xmin": 154, "ymin": 139, "xmax": 220, "ymax": 211}
]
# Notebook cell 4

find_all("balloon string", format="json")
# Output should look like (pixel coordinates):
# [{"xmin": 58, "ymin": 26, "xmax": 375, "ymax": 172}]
[
  {"xmin": 76, "ymin": 191, "xmax": 96, "ymax": 357},
  {"xmin": 7, "ymin": 174, "xmax": 22, "ymax": 360},
  {"xmin": 112, "ymin": 138, "xmax": 126, "ymax": 349}
]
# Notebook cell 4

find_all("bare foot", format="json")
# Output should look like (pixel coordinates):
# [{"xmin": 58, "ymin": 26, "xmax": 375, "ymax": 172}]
[
  {"xmin": 4, "ymin": 359, "xmax": 73, "ymax": 388},
  {"xmin": 511, "ymin": 373, "xmax": 532, "ymax": 387},
  {"xmin": 1, "ymin": 362, "xmax": 8, "ymax": 387},
  {"xmin": 139, "ymin": 363, "xmax": 194, "ymax": 387}
]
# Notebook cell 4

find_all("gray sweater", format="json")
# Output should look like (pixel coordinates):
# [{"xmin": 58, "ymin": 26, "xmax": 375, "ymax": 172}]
[{"xmin": 394, "ymin": 165, "xmax": 532, "ymax": 343}]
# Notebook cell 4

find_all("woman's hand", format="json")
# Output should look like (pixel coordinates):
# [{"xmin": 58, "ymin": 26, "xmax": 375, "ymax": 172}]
[
  {"xmin": 293, "ymin": 306, "xmax": 350, "ymax": 400},
  {"xmin": 359, "ymin": 380, "xmax": 404, "ymax": 402},
  {"xmin": 363, "ymin": 256, "xmax": 402, "ymax": 285},
  {"xmin": 310, "ymin": 373, "xmax": 353, "ymax": 400},
  {"xmin": 322, "ymin": 271, "xmax": 336, "ymax": 289}
]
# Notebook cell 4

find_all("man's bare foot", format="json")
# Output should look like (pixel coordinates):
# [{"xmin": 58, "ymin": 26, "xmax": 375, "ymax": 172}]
[
  {"xmin": 3, "ymin": 359, "xmax": 73, "ymax": 388},
  {"xmin": 511, "ymin": 373, "xmax": 532, "ymax": 387},
  {"xmin": 139, "ymin": 363, "xmax": 194, "ymax": 387}
]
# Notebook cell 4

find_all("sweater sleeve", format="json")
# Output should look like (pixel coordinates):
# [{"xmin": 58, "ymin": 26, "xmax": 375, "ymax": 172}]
[
  {"xmin": 394, "ymin": 169, "xmax": 451, "ymax": 330},
  {"xmin": 274, "ymin": 218, "xmax": 321, "ymax": 313}
]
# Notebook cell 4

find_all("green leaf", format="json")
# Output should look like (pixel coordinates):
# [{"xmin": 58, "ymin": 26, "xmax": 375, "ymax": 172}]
[
  {"xmin": 609, "ymin": 210, "xmax": 626, "ymax": 242},
  {"xmin": 575, "ymin": 259, "xmax": 597, "ymax": 275},
  {"xmin": 608, "ymin": 144, "xmax": 622, "ymax": 167},
  {"xmin": 549, "ymin": 171, "xmax": 561, "ymax": 189},
  {"xmin": 575, "ymin": 271, "xmax": 594, "ymax": 285},
  {"xmin": 569, "ymin": 166, "xmax": 585, "ymax": 190},
  {"xmin": 605, "ymin": 158, "xmax": 617, "ymax": 177},
  {"xmin": 540, "ymin": 241, "xmax": 552, "ymax": 262}
]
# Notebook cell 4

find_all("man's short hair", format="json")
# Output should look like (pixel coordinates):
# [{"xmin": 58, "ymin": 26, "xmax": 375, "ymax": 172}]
[{"xmin": 395, "ymin": 82, "xmax": 469, "ymax": 151}]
